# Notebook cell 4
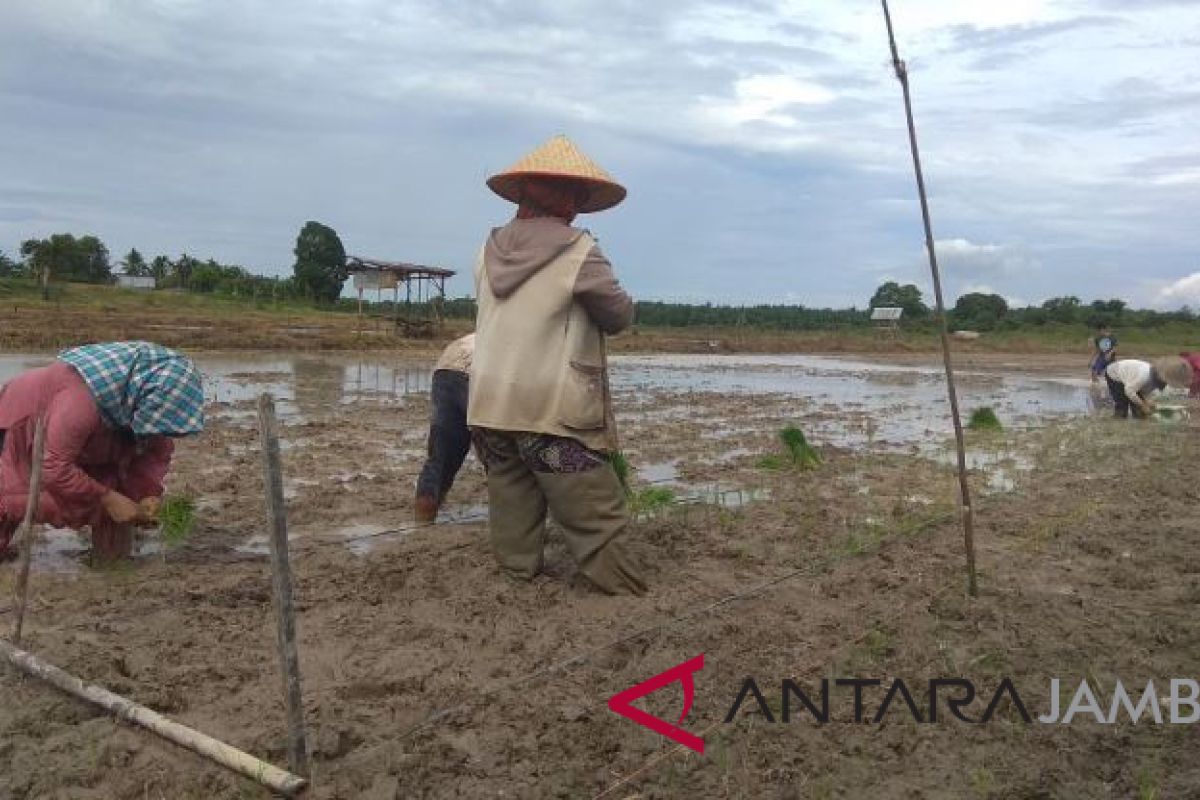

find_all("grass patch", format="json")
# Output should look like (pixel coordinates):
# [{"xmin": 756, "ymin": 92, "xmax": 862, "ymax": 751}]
[
  {"xmin": 158, "ymin": 495, "xmax": 197, "ymax": 546},
  {"xmin": 970, "ymin": 767, "xmax": 996, "ymax": 799},
  {"xmin": 968, "ymin": 407, "xmax": 1003, "ymax": 431},
  {"xmin": 862, "ymin": 624, "xmax": 893, "ymax": 664},
  {"xmin": 630, "ymin": 486, "xmax": 676, "ymax": 514},
  {"xmin": 1136, "ymin": 767, "xmax": 1159, "ymax": 800},
  {"xmin": 844, "ymin": 525, "xmax": 883, "ymax": 556},
  {"xmin": 756, "ymin": 454, "xmax": 786, "ymax": 471}
]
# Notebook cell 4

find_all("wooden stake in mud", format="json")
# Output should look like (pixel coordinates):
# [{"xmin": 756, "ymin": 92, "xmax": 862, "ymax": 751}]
[
  {"xmin": 0, "ymin": 638, "xmax": 307, "ymax": 796},
  {"xmin": 11, "ymin": 415, "xmax": 47, "ymax": 645},
  {"xmin": 880, "ymin": 0, "xmax": 978, "ymax": 596},
  {"xmin": 257, "ymin": 393, "xmax": 311, "ymax": 776}
]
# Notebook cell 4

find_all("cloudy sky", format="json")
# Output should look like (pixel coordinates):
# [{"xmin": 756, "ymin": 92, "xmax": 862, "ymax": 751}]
[{"xmin": 2, "ymin": 0, "xmax": 1199, "ymax": 309}]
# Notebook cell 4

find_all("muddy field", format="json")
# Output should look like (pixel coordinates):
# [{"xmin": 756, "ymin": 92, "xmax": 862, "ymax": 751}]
[{"xmin": 1, "ymin": 351, "xmax": 1198, "ymax": 799}]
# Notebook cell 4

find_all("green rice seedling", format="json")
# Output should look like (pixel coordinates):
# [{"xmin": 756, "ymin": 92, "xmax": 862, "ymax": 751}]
[
  {"xmin": 780, "ymin": 425, "xmax": 822, "ymax": 469},
  {"xmin": 609, "ymin": 451, "xmax": 632, "ymax": 493},
  {"xmin": 968, "ymin": 407, "xmax": 1003, "ymax": 431},
  {"xmin": 1137, "ymin": 767, "xmax": 1160, "ymax": 800},
  {"xmin": 970, "ymin": 767, "xmax": 996, "ymax": 799},
  {"xmin": 158, "ymin": 495, "xmax": 196, "ymax": 546}
]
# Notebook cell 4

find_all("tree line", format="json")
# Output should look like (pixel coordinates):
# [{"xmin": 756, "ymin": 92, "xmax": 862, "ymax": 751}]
[
  {"xmin": 1, "ymin": 221, "xmax": 348, "ymax": 305},
  {"xmin": 868, "ymin": 280, "xmax": 1195, "ymax": 331},
  {"xmin": 424, "ymin": 289, "xmax": 1195, "ymax": 332},
  {"xmin": 2, "ymin": 235, "xmax": 1194, "ymax": 331}
]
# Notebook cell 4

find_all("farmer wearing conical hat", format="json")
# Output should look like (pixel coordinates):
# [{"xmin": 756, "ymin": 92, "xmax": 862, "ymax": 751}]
[
  {"xmin": 1104, "ymin": 355, "xmax": 1194, "ymax": 419},
  {"xmin": 0, "ymin": 341, "xmax": 204, "ymax": 563},
  {"xmin": 468, "ymin": 135, "xmax": 645, "ymax": 595}
]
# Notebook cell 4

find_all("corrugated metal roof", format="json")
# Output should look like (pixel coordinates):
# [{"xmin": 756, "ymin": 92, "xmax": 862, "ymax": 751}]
[{"xmin": 346, "ymin": 256, "xmax": 456, "ymax": 278}]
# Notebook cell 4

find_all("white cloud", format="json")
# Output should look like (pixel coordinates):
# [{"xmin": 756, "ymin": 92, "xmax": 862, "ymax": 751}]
[
  {"xmin": 725, "ymin": 75, "xmax": 836, "ymax": 124},
  {"xmin": 690, "ymin": 74, "xmax": 837, "ymax": 151},
  {"xmin": 934, "ymin": 239, "xmax": 1039, "ymax": 277},
  {"xmin": 962, "ymin": 283, "xmax": 1028, "ymax": 307},
  {"xmin": 1151, "ymin": 169, "xmax": 1200, "ymax": 187},
  {"xmin": 1158, "ymin": 272, "xmax": 1200, "ymax": 308}
]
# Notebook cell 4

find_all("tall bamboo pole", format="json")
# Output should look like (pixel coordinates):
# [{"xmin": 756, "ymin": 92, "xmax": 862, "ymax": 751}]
[
  {"xmin": 880, "ymin": 0, "xmax": 978, "ymax": 596},
  {"xmin": 11, "ymin": 415, "xmax": 47, "ymax": 645}
]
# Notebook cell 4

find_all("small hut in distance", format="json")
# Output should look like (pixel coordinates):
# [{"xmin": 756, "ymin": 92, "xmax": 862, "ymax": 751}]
[
  {"xmin": 346, "ymin": 256, "xmax": 456, "ymax": 337},
  {"xmin": 870, "ymin": 306, "xmax": 903, "ymax": 335},
  {"xmin": 116, "ymin": 275, "xmax": 156, "ymax": 290}
]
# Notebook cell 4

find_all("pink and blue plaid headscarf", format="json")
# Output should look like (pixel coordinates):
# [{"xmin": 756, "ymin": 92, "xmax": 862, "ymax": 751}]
[{"xmin": 59, "ymin": 342, "xmax": 205, "ymax": 436}]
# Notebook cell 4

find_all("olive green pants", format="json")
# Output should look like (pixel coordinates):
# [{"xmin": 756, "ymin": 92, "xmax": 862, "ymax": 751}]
[{"xmin": 478, "ymin": 430, "xmax": 646, "ymax": 595}]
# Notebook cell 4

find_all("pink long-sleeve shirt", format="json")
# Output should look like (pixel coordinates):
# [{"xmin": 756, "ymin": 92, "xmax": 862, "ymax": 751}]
[
  {"xmin": 0, "ymin": 362, "xmax": 174, "ymax": 529},
  {"xmin": 1182, "ymin": 353, "xmax": 1200, "ymax": 398}
]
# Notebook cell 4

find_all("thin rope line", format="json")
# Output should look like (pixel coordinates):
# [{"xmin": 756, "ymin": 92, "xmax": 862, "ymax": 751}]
[{"xmin": 592, "ymin": 720, "xmax": 724, "ymax": 800}]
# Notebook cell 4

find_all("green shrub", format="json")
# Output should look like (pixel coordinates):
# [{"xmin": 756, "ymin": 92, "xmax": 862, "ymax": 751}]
[
  {"xmin": 756, "ymin": 426, "xmax": 822, "ymax": 471},
  {"xmin": 968, "ymin": 407, "xmax": 1003, "ymax": 431},
  {"xmin": 780, "ymin": 425, "xmax": 822, "ymax": 469}
]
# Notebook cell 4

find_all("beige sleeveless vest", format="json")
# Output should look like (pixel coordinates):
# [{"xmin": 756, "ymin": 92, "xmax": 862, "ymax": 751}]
[{"xmin": 467, "ymin": 233, "xmax": 610, "ymax": 451}]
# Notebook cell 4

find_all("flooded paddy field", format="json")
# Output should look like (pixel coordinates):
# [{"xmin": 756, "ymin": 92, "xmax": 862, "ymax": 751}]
[{"xmin": 2, "ymin": 350, "xmax": 1198, "ymax": 799}]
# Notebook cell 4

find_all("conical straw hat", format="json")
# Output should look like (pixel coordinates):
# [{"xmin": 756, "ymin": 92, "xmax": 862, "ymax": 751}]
[
  {"xmin": 1155, "ymin": 356, "xmax": 1194, "ymax": 389},
  {"xmin": 487, "ymin": 135, "xmax": 626, "ymax": 213}
]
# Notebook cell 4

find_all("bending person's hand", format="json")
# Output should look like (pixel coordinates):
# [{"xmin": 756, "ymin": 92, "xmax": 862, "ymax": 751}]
[
  {"xmin": 102, "ymin": 491, "xmax": 144, "ymax": 525},
  {"xmin": 139, "ymin": 496, "xmax": 162, "ymax": 521}
]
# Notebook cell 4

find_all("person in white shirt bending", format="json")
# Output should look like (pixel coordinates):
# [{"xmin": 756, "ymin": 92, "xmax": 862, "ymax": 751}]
[
  {"xmin": 1103, "ymin": 356, "xmax": 1193, "ymax": 419},
  {"xmin": 415, "ymin": 333, "xmax": 474, "ymax": 522}
]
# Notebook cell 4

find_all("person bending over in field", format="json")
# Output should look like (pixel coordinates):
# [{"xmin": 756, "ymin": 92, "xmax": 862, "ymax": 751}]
[
  {"xmin": 414, "ymin": 332, "xmax": 474, "ymax": 523},
  {"xmin": 0, "ymin": 341, "xmax": 204, "ymax": 563},
  {"xmin": 1103, "ymin": 356, "xmax": 1193, "ymax": 419},
  {"xmin": 1180, "ymin": 352, "xmax": 1200, "ymax": 399}
]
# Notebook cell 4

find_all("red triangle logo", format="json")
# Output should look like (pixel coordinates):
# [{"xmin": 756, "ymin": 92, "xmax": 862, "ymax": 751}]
[{"xmin": 608, "ymin": 654, "xmax": 705, "ymax": 754}]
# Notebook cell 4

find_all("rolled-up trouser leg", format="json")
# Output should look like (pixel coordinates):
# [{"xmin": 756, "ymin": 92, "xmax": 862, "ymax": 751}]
[
  {"xmin": 436, "ymin": 419, "xmax": 472, "ymax": 503},
  {"xmin": 537, "ymin": 465, "xmax": 647, "ymax": 596},
  {"xmin": 482, "ymin": 432, "xmax": 548, "ymax": 580}
]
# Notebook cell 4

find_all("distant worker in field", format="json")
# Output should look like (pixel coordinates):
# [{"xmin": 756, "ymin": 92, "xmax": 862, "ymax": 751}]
[
  {"xmin": 1180, "ymin": 352, "xmax": 1200, "ymax": 399},
  {"xmin": 414, "ymin": 332, "xmax": 475, "ymax": 523},
  {"xmin": 0, "ymin": 342, "xmax": 204, "ymax": 563},
  {"xmin": 1089, "ymin": 322, "xmax": 1119, "ymax": 384},
  {"xmin": 1103, "ymin": 356, "xmax": 1193, "ymax": 419},
  {"xmin": 467, "ymin": 135, "xmax": 645, "ymax": 595}
]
